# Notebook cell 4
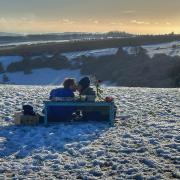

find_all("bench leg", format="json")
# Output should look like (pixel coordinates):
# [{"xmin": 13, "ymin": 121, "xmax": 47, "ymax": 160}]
[
  {"xmin": 109, "ymin": 105, "xmax": 113, "ymax": 126},
  {"xmin": 44, "ymin": 106, "xmax": 48, "ymax": 125}
]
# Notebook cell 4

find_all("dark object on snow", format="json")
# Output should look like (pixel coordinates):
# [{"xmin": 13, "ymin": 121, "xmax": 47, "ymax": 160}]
[{"xmin": 23, "ymin": 105, "xmax": 36, "ymax": 116}]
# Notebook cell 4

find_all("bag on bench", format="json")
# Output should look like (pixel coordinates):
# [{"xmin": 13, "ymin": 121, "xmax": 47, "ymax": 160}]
[
  {"xmin": 14, "ymin": 105, "xmax": 39, "ymax": 125},
  {"xmin": 14, "ymin": 112, "xmax": 39, "ymax": 125}
]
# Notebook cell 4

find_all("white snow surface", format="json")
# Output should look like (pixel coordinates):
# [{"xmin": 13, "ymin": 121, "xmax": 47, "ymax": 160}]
[
  {"xmin": 143, "ymin": 41, "xmax": 180, "ymax": 58},
  {"xmin": 62, "ymin": 48, "xmax": 118, "ymax": 61},
  {"xmin": 0, "ymin": 68, "xmax": 81, "ymax": 85},
  {"xmin": 0, "ymin": 56, "xmax": 23, "ymax": 70},
  {"xmin": 0, "ymin": 85, "xmax": 179, "ymax": 179}
]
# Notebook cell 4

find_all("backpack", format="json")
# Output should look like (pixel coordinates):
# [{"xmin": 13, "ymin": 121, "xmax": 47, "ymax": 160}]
[{"xmin": 23, "ymin": 105, "xmax": 36, "ymax": 116}]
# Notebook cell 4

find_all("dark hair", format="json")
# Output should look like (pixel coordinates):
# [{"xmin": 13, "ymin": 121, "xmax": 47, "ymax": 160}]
[
  {"xmin": 78, "ymin": 77, "xmax": 91, "ymax": 93},
  {"xmin": 63, "ymin": 78, "xmax": 76, "ymax": 89}
]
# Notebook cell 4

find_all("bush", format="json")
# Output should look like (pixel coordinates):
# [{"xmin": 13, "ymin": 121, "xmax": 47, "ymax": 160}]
[
  {"xmin": 6, "ymin": 55, "xmax": 70, "ymax": 73},
  {"xmin": 0, "ymin": 63, "xmax": 4, "ymax": 74},
  {"xmin": 2, "ymin": 74, "xmax": 9, "ymax": 83},
  {"xmin": 171, "ymin": 62, "xmax": 180, "ymax": 87}
]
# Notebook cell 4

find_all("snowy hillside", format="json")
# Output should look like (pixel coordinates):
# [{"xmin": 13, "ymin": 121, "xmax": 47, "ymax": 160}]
[
  {"xmin": 0, "ymin": 48, "xmax": 118, "ymax": 85},
  {"xmin": 0, "ymin": 56, "xmax": 23, "ymax": 70},
  {"xmin": 62, "ymin": 48, "xmax": 118, "ymax": 61},
  {"xmin": 0, "ymin": 69, "xmax": 81, "ymax": 85},
  {"xmin": 123, "ymin": 41, "xmax": 180, "ymax": 58},
  {"xmin": 0, "ymin": 85, "xmax": 179, "ymax": 179},
  {"xmin": 0, "ymin": 41, "xmax": 180, "ymax": 86}
]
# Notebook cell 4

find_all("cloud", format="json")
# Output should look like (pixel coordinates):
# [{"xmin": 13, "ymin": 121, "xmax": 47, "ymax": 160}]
[
  {"xmin": 154, "ymin": 22, "xmax": 160, "ymax": 25},
  {"xmin": 0, "ymin": 16, "xmax": 36, "ymax": 25},
  {"xmin": 110, "ymin": 22, "xmax": 124, "ymax": 26},
  {"xmin": 61, "ymin": 19, "xmax": 75, "ymax": 25},
  {"xmin": 123, "ymin": 10, "xmax": 136, "ymax": 14},
  {"xmin": 165, "ymin": 22, "xmax": 171, "ymax": 26},
  {"xmin": 131, "ymin": 20, "xmax": 150, "ymax": 25},
  {"xmin": 0, "ymin": 18, "xmax": 7, "ymax": 24},
  {"xmin": 93, "ymin": 20, "xmax": 99, "ymax": 24}
]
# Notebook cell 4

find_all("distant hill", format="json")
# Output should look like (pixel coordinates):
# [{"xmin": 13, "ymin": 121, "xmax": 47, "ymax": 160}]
[
  {"xmin": 0, "ymin": 32, "xmax": 20, "ymax": 36},
  {"xmin": 0, "ymin": 31, "xmax": 134, "ymax": 46}
]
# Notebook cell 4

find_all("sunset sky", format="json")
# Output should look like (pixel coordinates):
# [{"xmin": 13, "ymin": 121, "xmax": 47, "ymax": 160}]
[{"xmin": 0, "ymin": 0, "xmax": 180, "ymax": 34}]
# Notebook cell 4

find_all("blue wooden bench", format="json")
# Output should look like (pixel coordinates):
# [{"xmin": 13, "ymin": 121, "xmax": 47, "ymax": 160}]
[{"xmin": 43, "ymin": 101, "xmax": 116, "ymax": 125}]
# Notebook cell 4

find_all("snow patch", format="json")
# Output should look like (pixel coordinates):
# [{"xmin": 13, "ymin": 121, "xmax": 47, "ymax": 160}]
[
  {"xmin": 123, "ymin": 41, "xmax": 180, "ymax": 58},
  {"xmin": 62, "ymin": 48, "xmax": 118, "ymax": 61},
  {"xmin": 0, "ymin": 68, "xmax": 81, "ymax": 85}
]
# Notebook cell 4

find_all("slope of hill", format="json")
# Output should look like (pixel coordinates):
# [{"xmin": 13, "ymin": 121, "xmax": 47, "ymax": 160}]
[
  {"xmin": 124, "ymin": 41, "xmax": 180, "ymax": 58},
  {"xmin": 0, "ymin": 32, "xmax": 20, "ymax": 36},
  {"xmin": 0, "ymin": 68, "xmax": 81, "ymax": 85}
]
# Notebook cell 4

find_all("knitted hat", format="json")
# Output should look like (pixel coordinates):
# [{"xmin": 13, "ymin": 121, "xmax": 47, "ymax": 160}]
[{"xmin": 78, "ymin": 77, "xmax": 90, "ymax": 89}]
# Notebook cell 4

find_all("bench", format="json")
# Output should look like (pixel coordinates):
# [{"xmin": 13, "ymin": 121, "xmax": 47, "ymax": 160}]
[{"xmin": 43, "ymin": 101, "xmax": 116, "ymax": 125}]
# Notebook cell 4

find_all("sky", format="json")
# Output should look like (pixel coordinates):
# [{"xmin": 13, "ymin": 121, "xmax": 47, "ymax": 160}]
[{"xmin": 0, "ymin": 0, "xmax": 180, "ymax": 34}]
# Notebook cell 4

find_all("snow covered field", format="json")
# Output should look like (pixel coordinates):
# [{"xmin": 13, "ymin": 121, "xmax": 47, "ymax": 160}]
[
  {"xmin": 0, "ymin": 68, "xmax": 81, "ymax": 85},
  {"xmin": 0, "ymin": 56, "xmax": 23, "ymax": 70},
  {"xmin": 124, "ymin": 41, "xmax": 180, "ymax": 58},
  {"xmin": 0, "ymin": 85, "xmax": 179, "ymax": 179}
]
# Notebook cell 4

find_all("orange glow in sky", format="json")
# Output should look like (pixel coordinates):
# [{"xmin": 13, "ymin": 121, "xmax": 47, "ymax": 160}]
[{"xmin": 0, "ymin": 0, "xmax": 179, "ymax": 34}]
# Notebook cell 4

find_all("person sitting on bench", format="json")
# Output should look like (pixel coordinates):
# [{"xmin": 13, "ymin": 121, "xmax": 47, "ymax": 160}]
[
  {"xmin": 48, "ymin": 78, "xmax": 77, "ymax": 122},
  {"xmin": 77, "ymin": 77, "xmax": 103, "ymax": 121},
  {"xmin": 77, "ymin": 76, "xmax": 96, "ymax": 102}
]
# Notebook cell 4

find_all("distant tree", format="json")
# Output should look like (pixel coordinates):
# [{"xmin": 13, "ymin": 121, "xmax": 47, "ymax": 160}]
[
  {"xmin": 116, "ymin": 47, "xmax": 128, "ymax": 57},
  {"xmin": 174, "ymin": 74, "xmax": 180, "ymax": 87},
  {"xmin": 172, "ymin": 44, "xmax": 177, "ymax": 49},
  {"xmin": 171, "ymin": 62, "xmax": 180, "ymax": 87},
  {"xmin": 0, "ymin": 63, "xmax": 4, "ymax": 73},
  {"xmin": 132, "ymin": 46, "xmax": 147, "ymax": 56},
  {"xmin": 137, "ymin": 47, "xmax": 148, "ymax": 56},
  {"xmin": 24, "ymin": 68, "xmax": 32, "ymax": 74},
  {"xmin": 3, "ymin": 74, "xmax": 9, "ymax": 83}
]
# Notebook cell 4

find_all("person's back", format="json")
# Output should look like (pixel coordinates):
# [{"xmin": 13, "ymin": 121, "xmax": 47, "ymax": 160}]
[
  {"xmin": 50, "ymin": 87, "xmax": 74, "ymax": 100},
  {"xmin": 48, "ymin": 78, "xmax": 76, "ymax": 121}
]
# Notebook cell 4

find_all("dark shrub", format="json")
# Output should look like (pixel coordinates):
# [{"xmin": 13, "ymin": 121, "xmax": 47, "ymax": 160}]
[
  {"xmin": 2, "ymin": 74, "xmax": 9, "ymax": 83},
  {"xmin": 0, "ymin": 63, "xmax": 4, "ymax": 74},
  {"xmin": 171, "ymin": 61, "xmax": 180, "ymax": 87},
  {"xmin": 6, "ymin": 55, "xmax": 70, "ymax": 73}
]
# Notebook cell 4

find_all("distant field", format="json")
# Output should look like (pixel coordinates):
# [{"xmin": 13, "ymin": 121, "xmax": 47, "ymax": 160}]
[{"xmin": 0, "ymin": 35, "xmax": 180, "ymax": 56}]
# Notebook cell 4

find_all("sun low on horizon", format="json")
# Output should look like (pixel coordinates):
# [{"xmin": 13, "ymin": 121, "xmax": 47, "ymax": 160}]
[{"xmin": 0, "ymin": 0, "xmax": 180, "ymax": 34}]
